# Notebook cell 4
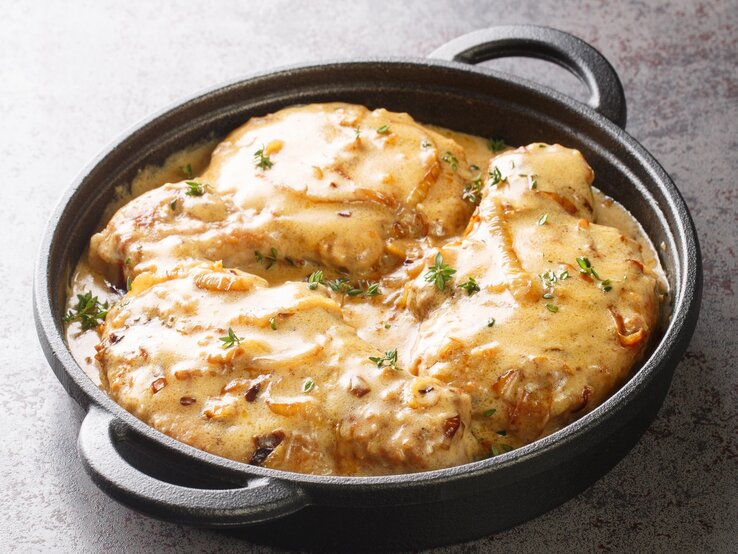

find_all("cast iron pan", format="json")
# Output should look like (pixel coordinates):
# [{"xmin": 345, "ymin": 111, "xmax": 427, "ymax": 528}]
[{"xmin": 34, "ymin": 26, "xmax": 701, "ymax": 551}]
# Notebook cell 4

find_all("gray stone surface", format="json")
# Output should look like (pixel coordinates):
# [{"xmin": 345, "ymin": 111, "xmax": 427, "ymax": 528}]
[{"xmin": 2, "ymin": 0, "xmax": 736, "ymax": 552}]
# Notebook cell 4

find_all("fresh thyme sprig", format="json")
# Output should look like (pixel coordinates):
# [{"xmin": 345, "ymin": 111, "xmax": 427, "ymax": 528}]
[
  {"xmin": 369, "ymin": 349, "xmax": 398, "ymax": 369},
  {"xmin": 487, "ymin": 138, "xmax": 507, "ymax": 152},
  {"xmin": 254, "ymin": 146, "xmax": 274, "ymax": 170},
  {"xmin": 63, "ymin": 291, "xmax": 111, "ymax": 331},
  {"xmin": 255, "ymin": 248, "xmax": 279, "ymax": 269},
  {"xmin": 463, "ymin": 174, "xmax": 483, "ymax": 203},
  {"xmin": 306, "ymin": 271, "xmax": 380, "ymax": 297},
  {"xmin": 219, "ymin": 327, "xmax": 243, "ymax": 349},
  {"xmin": 539, "ymin": 268, "xmax": 570, "ymax": 302},
  {"xmin": 424, "ymin": 252, "xmax": 456, "ymax": 292},
  {"xmin": 488, "ymin": 166, "xmax": 507, "ymax": 187},
  {"xmin": 576, "ymin": 257, "xmax": 612, "ymax": 292},
  {"xmin": 307, "ymin": 270, "xmax": 324, "ymax": 290},
  {"xmin": 458, "ymin": 276, "xmax": 481, "ymax": 296},
  {"xmin": 441, "ymin": 151, "xmax": 459, "ymax": 171},
  {"xmin": 185, "ymin": 181, "xmax": 205, "ymax": 196}
]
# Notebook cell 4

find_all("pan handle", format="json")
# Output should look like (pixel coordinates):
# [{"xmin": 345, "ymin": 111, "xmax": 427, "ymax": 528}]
[
  {"xmin": 77, "ymin": 405, "xmax": 308, "ymax": 526},
  {"xmin": 429, "ymin": 25, "xmax": 627, "ymax": 128}
]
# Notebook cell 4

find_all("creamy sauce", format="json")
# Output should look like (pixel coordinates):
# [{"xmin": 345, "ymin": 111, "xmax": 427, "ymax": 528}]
[
  {"xmin": 65, "ymin": 103, "xmax": 667, "ymax": 475},
  {"xmin": 67, "ymin": 139, "xmax": 218, "ymax": 384}
]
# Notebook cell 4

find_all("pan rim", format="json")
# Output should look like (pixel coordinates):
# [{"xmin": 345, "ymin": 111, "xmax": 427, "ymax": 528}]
[{"xmin": 34, "ymin": 56, "xmax": 702, "ymax": 492}]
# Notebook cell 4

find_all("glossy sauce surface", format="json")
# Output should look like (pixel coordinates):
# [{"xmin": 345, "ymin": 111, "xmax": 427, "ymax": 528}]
[{"xmin": 66, "ymin": 103, "xmax": 667, "ymax": 475}]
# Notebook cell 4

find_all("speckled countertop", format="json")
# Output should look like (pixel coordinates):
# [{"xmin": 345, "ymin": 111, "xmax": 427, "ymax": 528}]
[{"xmin": 2, "ymin": 0, "xmax": 736, "ymax": 552}]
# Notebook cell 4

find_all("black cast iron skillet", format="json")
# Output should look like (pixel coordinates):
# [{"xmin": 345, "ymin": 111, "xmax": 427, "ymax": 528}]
[{"xmin": 34, "ymin": 26, "xmax": 701, "ymax": 551}]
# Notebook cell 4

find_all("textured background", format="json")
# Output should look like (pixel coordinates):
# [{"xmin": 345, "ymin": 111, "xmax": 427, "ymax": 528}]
[{"xmin": 2, "ymin": 0, "xmax": 736, "ymax": 552}]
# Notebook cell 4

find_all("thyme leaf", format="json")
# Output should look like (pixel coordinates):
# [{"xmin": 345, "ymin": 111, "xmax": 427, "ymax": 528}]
[
  {"xmin": 368, "ymin": 349, "xmax": 398, "ymax": 369},
  {"xmin": 254, "ymin": 146, "xmax": 274, "ymax": 170},
  {"xmin": 487, "ymin": 138, "xmax": 507, "ymax": 152},
  {"xmin": 441, "ymin": 151, "xmax": 459, "ymax": 171},
  {"xmin": 219, "ymin": 327, "xmax": 243, "ymax": 349},
  {"xmin": 63, "ymin": 291, "xmax": 111, "ymax": 331},
  {"xmin": 185, "ymin": 181, "xmax": 205, "ymax": 196},
  {"xmin": 576, "ymin": 256, "xmax": 612, "ymax": 292},
  {"xmin": 255, "ymin": 247, "xmax": 279, "ymax": 269},
  {"xmin": 463, "ymin": 174, "xmax": 483, "ymax": 203},
  {"xmin": 458, "ymin": 276, "xmax": 481, "ymax": 296},
  {"xmin": 488, "ymin": 166, "xmax": 506, "ymax": 187},
  {"xmin": 181, "ymin": 163, "xmax": 194, "ymax": 179},
  {"xmin": 307, "ymin": 270, "xmax": 324, "ymax": 290},
  {"xmin": 424, "ymin": 252, "xmax": 456, "ymax": 292}
]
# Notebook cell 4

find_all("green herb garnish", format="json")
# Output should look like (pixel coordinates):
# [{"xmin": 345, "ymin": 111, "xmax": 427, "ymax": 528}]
[
  {"xmin": 540, "ymin": 270, "xmax": 558, "ymax": 288},
  {"xmin": 354, "ymin": 125, "xmax": 361, "ymax": 138},
  {"xmin": 458, "ymin": 276, "xmax": 481, "ymax": 296},
  {"xmin": 181, "ymin": 163, "xmax": 194, "ymax": 179},
  {"xmin": 576, "ymin": 256, "xmax": 600, "ymax": 279},
  {"xmin": 308, "ymin": 272, "xmax": 380, "ymax": 297},
  {"xmin": 424, "ymin": 252, "xmax": 456, "ymax": 292},
  {"xmin": 537, "ymin": 213, "xmax": 548, "ymax": 226},
  {"xmin": 369, "ymin": 349, "xmax": 398, "ymax": 369},
  {"xmin": 253, "ymin": 146, "xmax": 273, "ymax": 170},
  {"xmin": 307, "ymin": 270, "xmax": 324, "ymax": 290},
  {"xmin": 325, "ymin": 277, "xmax": 349, "ymax": 293},
  {"xmin": 376, "ymin": 124, "xmax": 390, "ymax": 134},
  {"xmin": 421, "ymin": 139, "xmax": 432, "ymax": 148},
  {"xmin": 488, "ymin": 138, "xmax": 507, "ymax": 152},
  {"xmin": 576, "ymin": 256, "xmax": 612, "ymax": 292},
  {"xmin": 488, "ymin": 166, "xmax": 505, "ymax": 187},
  {"xmin": 441, "ymin": 151, "xmax": 459, "ymax": 171},
  {"xmin": 462, "ymin": 174, "xmax": 483, "ymax": 203},
  {"xmin": 63, "ymin": 292, "xmax": 111, "ymax": 331},
  {"xmin": 483, "ymin": 408, "xmax": 496, "ymax": 417},
  {"xmin": 358, "ymin": 282, "xmax": 381, "ymax": 297},
  {"xmin": 255, "ymin": 247, "xmax": 279, "ymax": 269},
  {"xmin": 303, "ymin": 378, "xmax": 315, "ymax": 393},
  {"xmin": 219, "ymin": 327, "xmax": 243, "ymax": 349},
  {"xmin": 170, "ymin": 199, "xmax": 177, "ymax": 211},
  {"xmin": 545, "ymin": 303, "xmax": 559, "ymax": 313},
  {"xmin": 269, "ymin": 317, "xmax": 277, "ymax": 330},
  {"xmin": 539, "ymin": 268, "xmax": 572, "ymax": 301},
  {"xmin": 487, "ymin": 318, "xmax": 496, "ymax": 328},
  {"xmin": 185, "ymin": 181, "xmax": 205, "ymax": 196}
]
